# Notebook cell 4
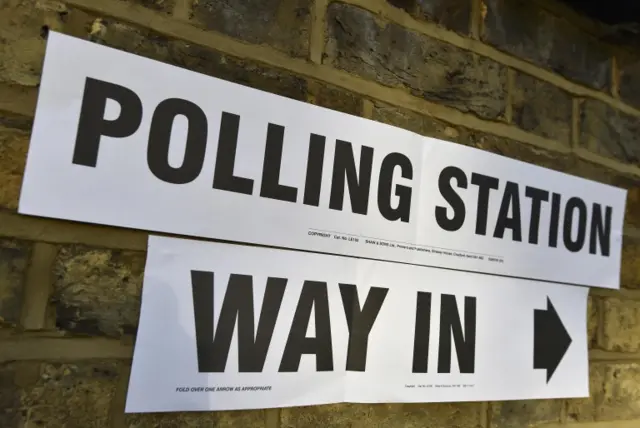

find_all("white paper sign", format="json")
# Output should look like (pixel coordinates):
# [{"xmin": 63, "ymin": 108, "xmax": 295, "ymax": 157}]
[
  {"xmin": 125, "ymin": 236, "xmax": 589, "ymax": 413},
  {"xmin": 19, "ymin": 31, "xmax": 626, "ymax": 288}
]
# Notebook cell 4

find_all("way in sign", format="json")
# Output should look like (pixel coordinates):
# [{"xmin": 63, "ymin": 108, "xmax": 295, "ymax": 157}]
[{"xmin": 126, "ymin": 236, "xmax": 589, "ymax": 413}]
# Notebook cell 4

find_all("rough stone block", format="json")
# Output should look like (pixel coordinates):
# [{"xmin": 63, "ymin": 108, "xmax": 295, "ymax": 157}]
[
  {"xmin": 0, "ymin": 1, "xmax": 172, "ymax": 87},
  {"xmin": 169, "ymin": 42, "xmax": 308, "ymax": 101},
  {"xmin": 325, "ymin": 3, "xmax": 506, "ymax": 120},
  {"xmin": 281, "ymin": 403, "xmax": 482, "ymax": 427},
  {"xmin": 463, "ymin": 131, "xmax": 572, "ymax": 172},
  {"xmin": 621, "ymin": 236, "xmax": 640, "ymax": 289},
  {"xmin": 588, "ymin": 295, "xmax": 598, "ymax": 349},
  {"xmin": 0, "ymin": 363, "xmax": 22, "ymax": 427},
  {"xmin": 0, "ymin": 0, "xmax": 67, "ymax": 86},
  {"xmin": 78, "ymin": 18, "xmax": 308, "ymax": 102},
  {"xmin": 22, "ymin": 362, "xmax": 120, "ymax": 427},
  {"xmin": 193, "ymin": 0, "xmax": 311, "ymax": 58},
  {"xmin": 1, "ymin": 361, "xmax": 120, "ymax": 427},
  {"xmin": 599, "ymin": 363, "xmax": 640, "ymax": 421},
  {"xmin": 0, "ymin": 0, "xmax": 77, "ymax": 86},
  {"xmin": 491, "ymin": 399, "xmax": 563, "ymax": 427},
  {"xmin": 372, "ymin": 102, "xmax": 464, "ymax": 144},
  {"xmin": 125, "ymin": 409, "xmax": 266, "ymax": 427},
  {"xmin": 623, "ymin": 185, "xmax": 640, "ymax": 230},
  {"xmin": 602, "ymin": 297, "xmax": 640, "ymax": 352},
  {"xmin": 386, "ymin": 0, "xmax": 471, "ymax": 34},
  {"xmin": 52, "ymin": 246, "xmax": 146, "ymax": 337},
  {"xmin": 310, "ymin": 83, "xmax": 363, "ymax": 116},
  {"xmin": 0, "ymin": 239, "xmax": 30, "ymax": 327},
  {"xmin": 580, "ymin": 99, "xmax": 640, "ymax": 165},
  {"xmin": 483, "ymin": 0, "xmax": 611, "ymax": 90},
  {"xmin": 566, "ymin": 363, "xmax": 605, "ymax": 422},
  {"xmin": 511, "ymin": 72, "xmax": 572, "ymax": 145},
  {"xmin": 0, "ymin": 111, "xmax": 33, "ymax": 132},
  {"xmin": 0, "ymin": 126, "xmax": 28, "ymax": 211},
  {"xmin": 618, "ymin": 53, "xmax": 640, "ymax": 109},
  {"xmin": 123, "ymin": 0, "xmax": 175, "ymax": 14}
]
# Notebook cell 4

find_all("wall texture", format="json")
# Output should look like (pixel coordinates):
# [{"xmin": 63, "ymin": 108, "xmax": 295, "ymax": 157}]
[{"xmin": 1, "ymin": 0, "xmax": 640, "ymax": 427}]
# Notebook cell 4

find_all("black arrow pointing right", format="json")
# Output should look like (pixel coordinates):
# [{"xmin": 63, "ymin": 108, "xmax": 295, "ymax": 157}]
[{"xmin": 534, "ymin": 297, "xmax": 572, "ymax": 383}]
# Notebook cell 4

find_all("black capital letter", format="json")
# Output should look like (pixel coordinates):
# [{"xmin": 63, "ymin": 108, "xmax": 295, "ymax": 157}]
[
  {"xmin": 412, "ymin": 291, "xmax": 432, "ymax": 373},
  {"xmin": 279, "ymin": 281, "xmax": 333, "ymax": 372},
  {"xmin": 191, "ymin": 272, "xmax": 286, "ymax": 373},
  {"xmin": 525, "ymin": 186, "xmax": 550, "ymax": 245},
  {"xmin": 549, "ymin": 193, "xmax": 562, "ymax": 248},
  {"xmin": 438, "ymin": 295, "xmax": 476, "ymax": 374},
  {"xmin": 73, "ymin": 77, "xmax": 143, "ymax": 167},
  {"xmin": 435, "ymin": 166, "xmax": 467, "ymax": 231},
  {"xmin": 329, "ymin": 140, "xmax": 374, "ymax": 215},
  {"xmin": 147, "ymin": 98, "xmax": 208, "ymax": 184},
  {"xmin": 339, "ymin": 284, "xmax": 389, "ymax": 371},
  {"xmin": 590, "ymin": 203, "xmax": 612, "ymax": 256},
  {"xmin": 212, "ymin": 112, "xmax": 254, "ymax": 194},
  {"xmin": 260, "ymin": 124, "xmax": 298, "ymax": 202},
  {"xmin": 493, "ymin": 181, "xmax": 523, "ymax": 241},
  {"xmin": 471, "ymin": 173, "xmax": 500, "ymax": 235},
  {"xmin": 563, "ymin": 197, "xmax": 587, "ymax": 252},
  {"xmin": 303, "ymin": 134, "xmax": 326, "ymax": 207},
  {"xmin": 378, "ymin": 153, "xmax": 413, "ymax": 222}
]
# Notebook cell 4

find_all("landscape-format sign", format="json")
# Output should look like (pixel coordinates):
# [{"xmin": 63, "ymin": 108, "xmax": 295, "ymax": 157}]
[
  {"xmin": 19, "ymin": 31, "xmax": 627, "ymax": 288},
  {"xmin": 125, "ymin": 236, "xmax": 588, "ymax": 413}
]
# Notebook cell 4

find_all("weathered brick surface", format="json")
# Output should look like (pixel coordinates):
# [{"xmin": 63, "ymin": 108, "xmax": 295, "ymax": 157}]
[
  {"xmin": 372, "ymin": 103, "xmax": 464, "ymax": 144},
  {"xmin": 1, "ymin": 0, "xmax": 639, "ymax": 427},
  {"xmin": 491, "ymin": 399, "xmax": 563, "ymax": 427},
  {"xmin": 52, "ymin": 246, "xmax": 145, "ymax": 337},
  {"xmin": 281, "ymin": 403, "xmax": 482, "ymax": 427},
  {"xmin": 170, "ymin": 42, "xmax": 308, "ymax": 101},
  {"xmin": 1, "ymin": 362, "xmax": 119, "ymax": 427},
  {"xmin": 126, "ymin": 409, "xmax": 266, "ymax": 427},
  {"xmin": 325, "ymin": 3, "xmax": 506, "ymax": 120},
  {"xmin": 588, "ymin": 295, "xmax": 598, "ymax": 348},
  {"xmin": 0, "ymin": 363, "xmax": 24, "ymax": 428},
  {"xmin": 0, "ymin": 0, "xmax": 68, "ymax": 86},
  {"xmin": 580, "ymin": 99, "xmax": 640, "ymax": 165},
  {"xmin": 566, "ymin": 363, "xmax": 605, "ymax": 422},
  {"xmin": 464, "ymin": 131, "xmax": 572, "ymax": 172},
  {"xmin": 0, "ymin": 126, "xmax": 28, "ymax": 211},
  {"xmin": 599, "ymin": 363, "xmax": 640, "ymax": 421},
  {"xmin": 415, "ymin": 0, "xmax": 471, "ymax": 34},
  {"xmin": 0, "ymin": 239, "xmax": 30, "ymax": 327},
  {"xmin": 78, "ymin": 18, "xmax": 308, "ymax": 102},
  {"xmin": 386, "ymin": 0, "xmax": 471, "ymax": 34},
  {"xmin": 602, "ymin": 298, "xmax": 640, "ymax": 352},
  {"xmin": 618, "ymin": 53, "xmax": 640, "ymax": 109},
  {"xmin": 124, "ymin": 0, "xmax": 175, "ymax": 14},
  {"xmin": 483, "ymin": 0, "xmax": 611, "ymax": 90},
  {"xmin": 310, "ymin": 83, "xmax": 363, "ymax": 116},
  {"xmin": 511, "ymin": 72, "xmax": 572, "ymax": 145},
  {"xmin": 193, "ymin": 0, "xmax": 311, "ymax": 58},
  {"xmin": 0, "ymin": 111, "xmax": 32, "ymax": 132},
  {"xmin": 23, "ymin": 362, "xmax": 119, "ymax": 427},
  {"xmin": 621, "ymin": 236, "xmax": 640, "ymax": 289}
]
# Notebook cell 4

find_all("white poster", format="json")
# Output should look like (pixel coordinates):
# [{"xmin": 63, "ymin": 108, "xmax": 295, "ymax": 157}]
[
  {"xmin": 126, "ymin": 236, "xmax": 589, "ymax": 413},
  {"xmin": 19, "ymin": 31, "xmax": 626, "ymax": 288}
]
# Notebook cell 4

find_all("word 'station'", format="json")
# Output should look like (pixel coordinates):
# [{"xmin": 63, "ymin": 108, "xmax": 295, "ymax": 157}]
[
  {"xmin": 20, "ymin": 31, "xmax": 626, "ymax": 288},
  {"xmin": 125, "ymin": 236, "xmax": 589, "ymax": 413}
]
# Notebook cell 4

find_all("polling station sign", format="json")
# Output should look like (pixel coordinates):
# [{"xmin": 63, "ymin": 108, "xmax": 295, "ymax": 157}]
[
  {"xmin": 125, "ymin": 236, "xmax": 589, "ymax": 413},
  {"xmin": 19, "ymin": 31, "xmax": 627, "ymax": 288}
]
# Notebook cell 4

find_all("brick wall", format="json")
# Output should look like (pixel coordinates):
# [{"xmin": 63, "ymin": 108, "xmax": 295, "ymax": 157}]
[{"xmin": 1, "ymin": 0, "xmax": 640, "ymax": 426}]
